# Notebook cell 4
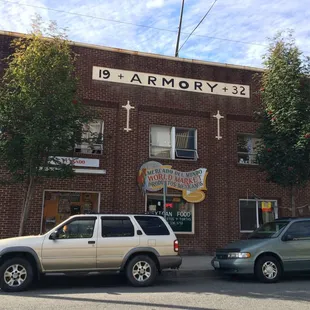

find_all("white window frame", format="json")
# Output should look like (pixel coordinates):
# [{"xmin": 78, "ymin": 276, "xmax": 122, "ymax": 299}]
[
  {"xmin": 237, "ymin": 134, "xmax": 261, "ymax": 165},
  {"xmin": 149, "ymin": 125, "xmax": 198, "ymax": 161},
  {"xmin": 75, "ymin": 120, "xmax": 104, "ymax": 155},
  {"xmin": 145, "ymin": 193, "xmax": 195, "ymax": 234},
  {"xmin": 239, "ymin": 199, "xmax": 278, "ymax": 233}
]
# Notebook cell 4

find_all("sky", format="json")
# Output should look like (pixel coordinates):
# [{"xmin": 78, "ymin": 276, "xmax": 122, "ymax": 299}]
[{"xmin": 0, "ymin": 0, "xmax": 309, "ymax": 68}]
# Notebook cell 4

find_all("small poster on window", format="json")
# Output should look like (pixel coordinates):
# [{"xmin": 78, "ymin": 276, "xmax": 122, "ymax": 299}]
[
  {"xmin": 262, "ymin": 201, "xmax": 272, "ymax": 212},
  {"xmin": 149, "ymin": 205, "xmax": 157, "ymax": 211}
]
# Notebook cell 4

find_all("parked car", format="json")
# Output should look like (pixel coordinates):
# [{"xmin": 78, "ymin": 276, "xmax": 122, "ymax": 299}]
[
  {"xmin": 211, "ymin": 217, "xmax": 310, "ymax": 283},
  {"xmin": 0, "ymin": 214, "xmax": 181, "ymax": 292}
]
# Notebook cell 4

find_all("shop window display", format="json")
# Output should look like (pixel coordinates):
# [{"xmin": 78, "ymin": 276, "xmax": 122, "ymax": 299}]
[{"xmin": 42, "ymin": 191, "xmax": 99, "ymax": 233}]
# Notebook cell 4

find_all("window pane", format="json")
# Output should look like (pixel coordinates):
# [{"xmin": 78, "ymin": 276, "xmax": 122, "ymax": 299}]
[
  {"xmin": 150, "ymin": 146, "xmax": 171, "ymax": 158},
  {"xmin": 135, "ymin": 216, "xmax": 170, "ymax": 235},
  {"xmin": 240, "ymin": 200, "xmax": 257, "ymax": 231},
  {"xmin": 150, "ymin": 126, "xmax": 171, "ymax": 147},
  {"xmin": 237, "ymin": 135, "xmax": 260, "ymax": 165},
  {"xmin": 101, "ymin": 217, "xmax": 134, "ymax": 237},
  {"xmin": 258, "ymin": 201, "xmax": 276, "ymax": 226},
  {"xmin": 285, "ymin": 221, "xmax": 310, "ymax": 239},
  {"xmin": 76, "ymin": 120, "xmax": 104, "ymax": 154},
  {"xmin": 237, "ymin": 135, "xmax": 248, "ymax": 153},
  {"xmin": 146, "ymin": 195, "xmax": 193, "ymax": 233},
  {"xmin": 175, "ymin": 128, "xmax": 195, "ymax": 150},
  {"xmin": 58, "ymin": 219, "xmax": 96, "ymax": 239}
]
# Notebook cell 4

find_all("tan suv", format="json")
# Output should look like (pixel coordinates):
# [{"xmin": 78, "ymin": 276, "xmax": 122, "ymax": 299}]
[{"xmin": 0, "ymin": 214, "xmax": 182, "ymax": 292}]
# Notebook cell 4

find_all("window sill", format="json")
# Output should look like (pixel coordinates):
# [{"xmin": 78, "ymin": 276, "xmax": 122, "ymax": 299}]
[
  {"xmin": 149, "ymin": 156, "xmax": 198, "ymax": 162},
  {"xmin": 237, "ymin": 163, "xmax": 258, "ymax": 168}
]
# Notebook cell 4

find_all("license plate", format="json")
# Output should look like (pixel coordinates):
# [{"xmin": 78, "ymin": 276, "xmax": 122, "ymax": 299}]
[{"xmin": 214, "ymin": 260, "xmax": 220, "ymax": 268}]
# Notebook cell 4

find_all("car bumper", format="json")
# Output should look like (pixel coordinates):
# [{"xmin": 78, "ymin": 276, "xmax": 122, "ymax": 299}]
[
  {"xmin": 158, "ymin": 255, "xmax": 182, "ymax": 270},
  {"xmin": 211, "ymin": 257, "xmax": 254, "ymax": 274}
]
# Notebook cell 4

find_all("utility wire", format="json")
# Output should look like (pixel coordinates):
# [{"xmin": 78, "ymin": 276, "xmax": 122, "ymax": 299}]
[
  {"xmin": 0, "ymin": 0, "xmax": 270, "ymax": 49},
  {"xmin": 178, "ymin": 0, "xmax": 218, "ymax": 53}
]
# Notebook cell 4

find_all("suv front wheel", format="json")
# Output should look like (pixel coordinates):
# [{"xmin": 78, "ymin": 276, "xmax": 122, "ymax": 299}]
[
  {"xmin": 0, "ymin": 257, "xmax": 34, "ymax": 292},
  {"xmin": 126, "ymin": 255, "xmax": 158, "ymax": 287}
]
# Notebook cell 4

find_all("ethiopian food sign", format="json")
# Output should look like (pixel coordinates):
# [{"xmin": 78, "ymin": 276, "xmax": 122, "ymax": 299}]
[{"xmin": 137, "ymin": 161, "xmax": 208, "ymax": 203}]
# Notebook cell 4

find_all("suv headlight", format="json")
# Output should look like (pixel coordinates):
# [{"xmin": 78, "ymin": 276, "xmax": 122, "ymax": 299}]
[{"xmin": 228, "ymin": 252, "xmax": 251, "ymax": 258}]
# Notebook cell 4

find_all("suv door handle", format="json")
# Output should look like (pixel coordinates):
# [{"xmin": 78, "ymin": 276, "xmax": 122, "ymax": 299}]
[{"xmin": 88, "ymin": 241, "xmax": 95, "ymax": 244}]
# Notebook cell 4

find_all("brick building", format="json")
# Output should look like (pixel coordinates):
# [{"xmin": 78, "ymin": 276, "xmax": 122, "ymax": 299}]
[{"xmin": 1, "ymin": 31, "xmax": 309, "ymax": 255}]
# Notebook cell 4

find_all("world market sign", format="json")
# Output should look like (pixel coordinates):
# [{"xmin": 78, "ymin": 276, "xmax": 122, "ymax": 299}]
[
  {"xmin": 137, "ymin": 161, "xmax": 208, "ymax": 203},
  {"xmin": 92, "ymin": 66, "xmax": 250, "ymax": 98}
]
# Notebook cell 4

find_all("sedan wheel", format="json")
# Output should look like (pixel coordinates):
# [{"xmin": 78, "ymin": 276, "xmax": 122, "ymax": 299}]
[{"xmin": 255, "ymin": 255, "xmax": 282, "ymax": 283}]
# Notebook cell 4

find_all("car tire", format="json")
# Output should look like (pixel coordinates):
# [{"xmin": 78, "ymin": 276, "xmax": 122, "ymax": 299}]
[
  {"xmin": 255, "ymin": 255, "xmax": 282, "ymax": 283},
  {"xmin": 126, "ymin": 255, "xmax": 158, "ymax": 287},
  {"xmin": 0, "ymin": 257, "xmax": 34, "ymax": 292}
]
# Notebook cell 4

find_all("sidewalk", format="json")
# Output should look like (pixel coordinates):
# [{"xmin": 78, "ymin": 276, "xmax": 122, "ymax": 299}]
[{"xmin": 163, "ymin": 255, "xmax": 217, "ymax": 278}]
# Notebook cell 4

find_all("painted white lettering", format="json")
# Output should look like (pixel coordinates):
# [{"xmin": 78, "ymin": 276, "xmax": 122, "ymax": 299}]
[
  {"xmin": 148, "ymin": 76, "xmax": 157, "ymax": 85},
  {"xmin": 207, "ymin": 82, "xmax": 218, "ymax": 92},
  {"xmin": 130, "ymin": 74, "xmax": 142, "ymax": 84},
  {"xmin": 162, "ymin": 78, "xmax": 175, "ymax": 87},
  {"xmin": 179, "ymin": 81, "xmax": 189, "ymax": 89},
  {"xmin": 194, "ymin": 81, "xmax": 203, "ymax": 91}
]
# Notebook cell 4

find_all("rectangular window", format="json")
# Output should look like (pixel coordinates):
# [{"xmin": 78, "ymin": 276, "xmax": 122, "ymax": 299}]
[
  {"xmin": 134, "ymin": 216, "xmax": 170, "ymax": 236},
  {"xmin": 145, "ymin": 195, "xmax": 194, "ymax": 234},
  {"xmin": 101, "ymin": 216, "xmax": 134, "ymax": 238},
  {"xmin": 150, "ymin": 126, "xmax": 198, "ymax": 160},
  {"xmin": 58, "ymin": 218, "xmax": 96, "ymax": 239},
  {"xmin": 237, "ymin": 134, "xmax": 261, "ymax": 165},
  {"xmin": 239, "ymin": 199, "xmax": 278, "ymax": 232},
  {"xmin": 75, "ymin": 120, "xmax": 104, "ymax": 155},
  {"xmin": 285, "ymin": 221, "xmax": 310, "ymax": 240}
]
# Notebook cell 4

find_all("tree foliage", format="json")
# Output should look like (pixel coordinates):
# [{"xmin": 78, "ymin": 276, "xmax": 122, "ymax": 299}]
[
  {"xmin": 0, "ymin": 18, "xmax": 90, "ymax": 234},
  {"xmin": 256, "ymin": 31, "xmax": 310, "ymax": 214}
]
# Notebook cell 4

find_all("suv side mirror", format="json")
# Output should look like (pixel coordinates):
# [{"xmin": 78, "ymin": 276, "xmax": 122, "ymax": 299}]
[
  {"xmin": 49, "ymin": 231, "xmax": 58, "ymax": 240},
  {"xmin": 283, "ymin": 234, "xmax": 293, "ymax": 241}
]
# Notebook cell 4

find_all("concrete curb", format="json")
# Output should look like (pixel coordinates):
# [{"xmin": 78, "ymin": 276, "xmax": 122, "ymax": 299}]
[{"xmin": 162, "ymin": 269, "xmax": 219, "ymax": 279}]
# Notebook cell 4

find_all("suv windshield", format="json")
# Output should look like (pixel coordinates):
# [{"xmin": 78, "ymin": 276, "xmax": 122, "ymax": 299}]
[{"xmin": 248, "ymin": 221, "xmax": 289, "ymax": 239}]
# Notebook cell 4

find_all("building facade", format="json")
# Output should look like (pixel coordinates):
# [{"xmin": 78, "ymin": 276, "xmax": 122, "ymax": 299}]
[{"xmin": 1, "ymin": 31, "xmax": 310, "ymax": 255}]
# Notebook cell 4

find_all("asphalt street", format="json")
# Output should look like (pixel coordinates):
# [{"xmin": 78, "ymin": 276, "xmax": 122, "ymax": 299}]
[{"xmin": 1, "ymin": 273, "xmax": 310, "ymax": 310}]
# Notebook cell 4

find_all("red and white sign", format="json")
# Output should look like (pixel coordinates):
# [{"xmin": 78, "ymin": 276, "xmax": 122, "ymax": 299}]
[{"xmin": 49, "ymin": 157, "xmax": 99, "ymax": 168}]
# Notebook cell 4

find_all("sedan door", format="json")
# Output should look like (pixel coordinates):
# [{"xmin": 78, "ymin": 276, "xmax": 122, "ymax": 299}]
[
  {"xmin": 280, "ymin": 221, "xmax": 310, "ymax": 271},
  {"xmin": 41, "ymin": 216, "xmax": 98, "ymax": 272}
]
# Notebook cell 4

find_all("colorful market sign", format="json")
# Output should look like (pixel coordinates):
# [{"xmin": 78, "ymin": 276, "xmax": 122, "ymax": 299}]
[
  {"xmin": 138, "ymin": 161, "xmax": 208, "ymax": 203},
  {"xmin": 92, "ymin": 66, "xmax": 250, "ymax": 98}
]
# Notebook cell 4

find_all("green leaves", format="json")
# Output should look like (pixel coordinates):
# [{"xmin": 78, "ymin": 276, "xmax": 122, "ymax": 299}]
[
  {"xmin": 0, "ymin": 23, "xmax": 90, "ymax": 183},
  {"xmin": 256, "ymin": 31, "xmax": 310, "ymax": 189}
]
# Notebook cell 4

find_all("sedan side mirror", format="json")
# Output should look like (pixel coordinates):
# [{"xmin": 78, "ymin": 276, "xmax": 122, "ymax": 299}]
[
  {"xmin": 49, "ymin": 231, "xmax": 58, "ymax": 240},
  {"xmin": 283, "ymin": 234, "xmax": 293, "ymax": 241}
]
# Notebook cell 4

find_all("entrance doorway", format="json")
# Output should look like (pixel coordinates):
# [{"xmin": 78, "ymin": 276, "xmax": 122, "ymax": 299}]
[{"xmin": 41, "ymin": 190, "xmax": 100, "ymax": 233}]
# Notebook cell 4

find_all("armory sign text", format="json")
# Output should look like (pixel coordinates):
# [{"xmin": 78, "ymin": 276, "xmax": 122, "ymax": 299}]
[{"xmin": 92, "ymin": 66, "xmax": 250, "ymax": 98}]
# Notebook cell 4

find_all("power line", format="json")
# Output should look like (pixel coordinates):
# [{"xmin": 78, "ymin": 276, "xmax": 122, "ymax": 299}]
[
  {"xmin": 0, "ymin": 0, "xmax": 270, "ymax": 49},
  {"xmin": 178, "ymin": 0, "xmax": 218, "ymax": 53}
]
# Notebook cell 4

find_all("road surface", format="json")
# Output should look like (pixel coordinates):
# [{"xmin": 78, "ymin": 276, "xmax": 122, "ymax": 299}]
[{"xmin": 1, "ymin": 273, "xmax": 310, "ymax": 309}]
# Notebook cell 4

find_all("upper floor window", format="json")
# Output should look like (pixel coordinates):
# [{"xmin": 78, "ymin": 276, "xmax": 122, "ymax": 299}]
[
  {"xmin": 237, "ymin": 134, "xmax": 260, "ymax": 165},
  {"xmin": 75, "ymin": 120, "xmax": 104, "ymax": 155},
  {"xmin": 150, "ymin": 126, "xmax": 198, "ymax": 160}
]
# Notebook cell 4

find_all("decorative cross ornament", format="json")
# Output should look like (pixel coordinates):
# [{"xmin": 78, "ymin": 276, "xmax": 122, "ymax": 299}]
[
  {"xmin": 213, "ymin": 110, "xmax": 224, "ymax": 140},
  {"xmin": 122, "ymin": 100, "xmax": 135, "ymax": 132}
]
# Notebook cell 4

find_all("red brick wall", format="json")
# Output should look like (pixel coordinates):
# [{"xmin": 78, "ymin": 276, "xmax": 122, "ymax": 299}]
[{"xmin": 1, "ymin": 33, "xmax": 310, "ymax": 255}]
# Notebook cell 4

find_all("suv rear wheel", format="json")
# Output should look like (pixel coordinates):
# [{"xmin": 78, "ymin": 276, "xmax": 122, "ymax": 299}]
[
  {"xmin": 126, "ymin": 255, "xmax": 158, "ymax": 287},
  {"xmin": 255, "ymin": 255, "xmax": 282, "ymax": 283},
  {"xmin": 0, "ymin": 257, "xmax": 34, "ymax": 292}
]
